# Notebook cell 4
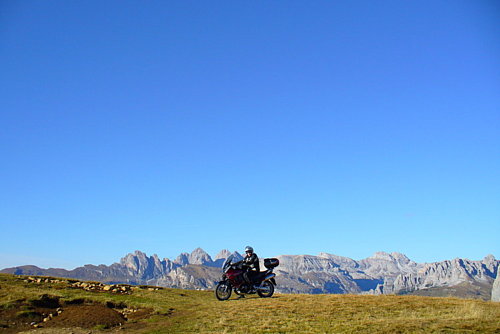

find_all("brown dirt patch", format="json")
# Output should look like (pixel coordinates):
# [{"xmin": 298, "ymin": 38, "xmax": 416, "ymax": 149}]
[
  {"xmin": 125, "ymin": 308, "xmax": 154, "ymax": 321},
  {"xmin": 0, "ymin": 295, "xmax": 154, "ymax": 333},
  {"xmin": 0, "ymin": 299, "xmax": 48, "ymax": 333},
  {"xmin": 45, "ymin": 304, "xmax": 125, "ymax": 329}
]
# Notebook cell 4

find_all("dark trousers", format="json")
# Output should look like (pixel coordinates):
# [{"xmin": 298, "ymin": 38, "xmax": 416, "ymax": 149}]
[{"xmin": 243, "ymin": 270, "xmax": 258, "ymax": 285}]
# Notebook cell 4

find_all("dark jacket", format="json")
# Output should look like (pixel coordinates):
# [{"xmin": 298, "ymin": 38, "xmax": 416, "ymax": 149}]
[{"xmin": 243, "ymin": 253, "xmax": 260, "ymax": 272}]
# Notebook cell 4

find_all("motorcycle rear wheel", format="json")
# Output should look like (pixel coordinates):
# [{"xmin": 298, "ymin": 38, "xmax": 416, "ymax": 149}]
[
  {"xmin": 215, "ymin": 281, "xmax": 232, "ymax": 301},
  {"xmin": 257, "ymin": 281, "xmax": 274, "ymax": 298}
]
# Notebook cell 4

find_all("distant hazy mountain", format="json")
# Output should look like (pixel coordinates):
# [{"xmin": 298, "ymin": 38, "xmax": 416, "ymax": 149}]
[
  {"xmin": 275, "ymin": 251, "xmax": 423, "ymax": 294},
  {"xmin": 0, "ymin": 248, "xmax": 243, "ymax": 290},
  {"xmin": 373, "ymin": 254, "xmax": 499, "ymax": 300},
  {"xmin": 1, "ymin": 249, "xmax": 497, "ymax": 300}
]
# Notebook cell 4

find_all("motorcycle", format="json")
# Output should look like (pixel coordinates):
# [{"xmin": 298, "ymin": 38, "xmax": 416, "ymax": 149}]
[{"xmin": 215, "ymin": 254, "xmax": 279, "ymax": 300}]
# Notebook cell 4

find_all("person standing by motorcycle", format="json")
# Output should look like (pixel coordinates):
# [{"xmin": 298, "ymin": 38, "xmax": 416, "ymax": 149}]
[{"xmin": 242, "ymin": 246, "xmax": 260, "ymax": 286}]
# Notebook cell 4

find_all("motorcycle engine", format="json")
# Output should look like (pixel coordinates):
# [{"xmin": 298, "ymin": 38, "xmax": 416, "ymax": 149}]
[{"xmin": 239, "ymin": 284, "xmax": 250, "ymax": 293}]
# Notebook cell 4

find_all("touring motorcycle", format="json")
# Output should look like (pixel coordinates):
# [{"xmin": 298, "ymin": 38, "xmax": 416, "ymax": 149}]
[{"xmin": 214, "ymin": 254, "xmax": 279, "ymax": 300}]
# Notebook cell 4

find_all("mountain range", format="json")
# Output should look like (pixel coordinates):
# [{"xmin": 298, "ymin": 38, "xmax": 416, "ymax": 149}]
[{"xmin": 1, "ymin": 249, "xmax": 498, "ymax": 301}]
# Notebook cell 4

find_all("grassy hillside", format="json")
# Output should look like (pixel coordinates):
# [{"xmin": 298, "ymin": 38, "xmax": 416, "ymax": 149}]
[{"xmin": 1, "ymin": 274, "xmax": 499, "ymax": 333}]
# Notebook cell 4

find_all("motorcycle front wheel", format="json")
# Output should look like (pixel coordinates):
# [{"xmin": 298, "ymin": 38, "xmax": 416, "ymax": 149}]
[
  {"xmin": 215, "ymin": 281, "xmax": 232, "ymax": 301},
  {"xmin": 257, "ymin": 280, "xmax": 274, "ymax": 298}
]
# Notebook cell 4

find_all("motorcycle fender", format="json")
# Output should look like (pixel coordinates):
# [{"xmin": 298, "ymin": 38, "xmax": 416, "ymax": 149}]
[{"xmin": 270, "ymin": 278, "xmax": 276, "ymax": 285}]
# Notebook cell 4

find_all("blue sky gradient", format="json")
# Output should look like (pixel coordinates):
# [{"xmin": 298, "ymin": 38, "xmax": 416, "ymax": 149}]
[{"xmin": 1, "ymin": 1, "xmax": 499, "ymax": 268}]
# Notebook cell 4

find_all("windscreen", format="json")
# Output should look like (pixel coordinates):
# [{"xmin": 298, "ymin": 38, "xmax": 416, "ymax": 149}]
[{"xmin": 222, "ymin": 254, "xmax": 234, "ymax": 272}]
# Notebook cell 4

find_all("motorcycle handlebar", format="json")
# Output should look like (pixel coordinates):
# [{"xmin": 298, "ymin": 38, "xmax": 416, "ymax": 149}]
[{"xmin": 231, "ymin": 261, "xmax": 244, "ymax": 269}]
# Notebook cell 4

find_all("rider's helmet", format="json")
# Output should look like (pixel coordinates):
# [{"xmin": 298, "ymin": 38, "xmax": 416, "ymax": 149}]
[{"xmin": 244, "ymin": 246, "xmax": 254, "ymax": 254}]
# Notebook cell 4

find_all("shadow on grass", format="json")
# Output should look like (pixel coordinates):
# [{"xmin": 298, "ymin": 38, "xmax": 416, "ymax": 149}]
[{"xmin": 223, "ymin": 295, "xmax": 281, "ymax": 302}]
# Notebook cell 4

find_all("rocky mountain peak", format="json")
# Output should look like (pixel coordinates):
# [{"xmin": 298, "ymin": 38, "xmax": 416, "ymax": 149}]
[
  {"xmin": 188, "ymin": 248, "xmax": 213, "ymax": 265},
  {"xmin": 383, "ymin": 255, "xmax": 500, "ymax": 296},
  {"xmin": 391, "ymin": 252, "xmax": 410, "ymax": 262},
  {"xmin": 317, "ymin": 253, "xmax": 359, "ymax": 270},
  {"xmin": 215, "ymin": 249, "xmax": 232, "ymax": 260},
  {"xmin": 120, "ymin": 251, "xmax": 145, "ymax": 267},
  {"xmin": 174, "ymin": 253, "xmax": 189, "ymax": 266},
  {"xmin": 482, "ymin": 254, "xmax": 497, "ymax": 273},
  {"xmin": 118, "ymin": 250, "xmax": 173, "ymax": 279},
  {"xmin": 369, "ymin": 252, "xmax": 394, "ymax": 261},
  {"xmin": 484, "ymin": 254, "xmax": 496, "ymax": 262}
]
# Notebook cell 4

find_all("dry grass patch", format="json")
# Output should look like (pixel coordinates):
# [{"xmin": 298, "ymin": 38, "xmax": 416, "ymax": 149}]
[{"xmin": 1, "ymin": 274, "xmax": 499, "ymax": 333}]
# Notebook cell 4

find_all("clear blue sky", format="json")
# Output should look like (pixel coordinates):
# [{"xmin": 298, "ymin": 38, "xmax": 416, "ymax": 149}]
[{"xmin": 1, "ymin": 1, "xmax": 499, "ymax": 269}]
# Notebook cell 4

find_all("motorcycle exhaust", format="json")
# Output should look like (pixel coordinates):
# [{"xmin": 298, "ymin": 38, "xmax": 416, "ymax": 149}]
[
  {"xmin": 253, "ymin": 273, "xmax": 276, "ymax": 291},
  {"xmin": 262, "ymin": 273, "xmax": 276, "ymax": 282}
]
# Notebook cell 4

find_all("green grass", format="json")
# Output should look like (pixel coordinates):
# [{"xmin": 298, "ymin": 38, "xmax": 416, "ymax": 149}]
[
  {"xmin": 1, "ymin": 273, "xmax": 499, "ymax": 333},
  {"xmin": 93, "ymin": 324, "xmax": 110, "ymax": 330}
]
